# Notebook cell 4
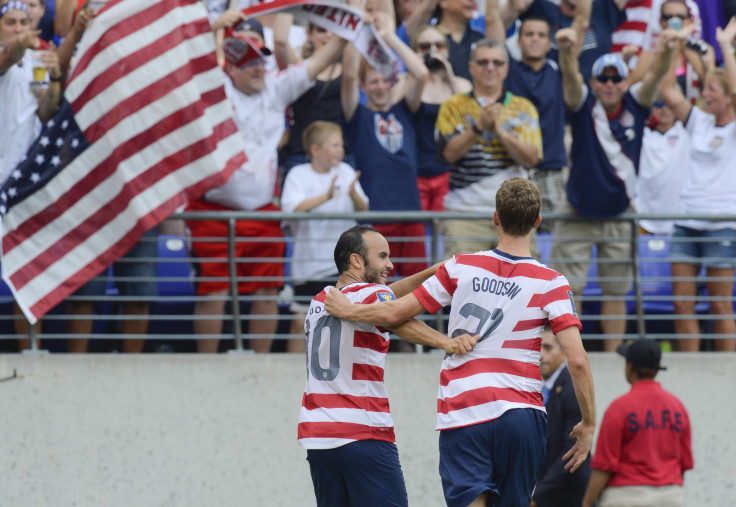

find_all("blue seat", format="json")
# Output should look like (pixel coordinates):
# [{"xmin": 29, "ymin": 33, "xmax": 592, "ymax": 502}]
[
  {"xmin": 156, "ymin": 234, "xmax": 194, "ymax": 298},
  {"xmin": 635, "ymin": 235, "xmax": 709, "ymax": 314},
  {"xmin": 536, "ymin": 233, "xmax": 553, "ymax": 265}
]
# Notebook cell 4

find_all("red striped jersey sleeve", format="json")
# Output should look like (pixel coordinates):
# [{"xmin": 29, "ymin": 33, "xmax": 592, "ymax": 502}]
[
  {"xmin": 539, "ymin": 276, "xmax": 582, "ymax": 333},
  {"xmin": 413, "ymin": 262, "xmax": 455, "ymax": 314}
]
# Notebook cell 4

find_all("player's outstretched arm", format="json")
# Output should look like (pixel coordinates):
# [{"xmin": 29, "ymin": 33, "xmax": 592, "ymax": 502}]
[
  {"xmin": 391, "ymin": 319, "xmax": 479, "ymax": 355},
  {"xmin": 555, "ymin": 326, "xmax": 596, "ymax": 473},
  {"xmin": 325, "ymin": 289, "xmax": 425, "ymax": 328}
]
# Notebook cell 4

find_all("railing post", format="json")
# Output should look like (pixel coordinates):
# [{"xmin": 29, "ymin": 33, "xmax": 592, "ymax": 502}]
[
  {"xmin": 631, "ymin": 215, "xmax": 646, "ymax": 338},
  {"xmin": 29, "ymin": 318, "xmax": 38, "ymax": 352},
  {"xmin": 228, "ymin": 217, "xmax": 244, "ymax": 351},
  {"xmin": 432, "ymin": 216, "xmax": 444, "ymax": 334}
]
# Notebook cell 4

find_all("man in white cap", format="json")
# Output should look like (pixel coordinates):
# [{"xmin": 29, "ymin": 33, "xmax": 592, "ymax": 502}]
[
  {"xmin": 548, "ymin": 26, "xmax": 682, "ymax": 352},
  {"xmin": 185, "ymin": 18, "xmax": 349, "ymax": 353}
]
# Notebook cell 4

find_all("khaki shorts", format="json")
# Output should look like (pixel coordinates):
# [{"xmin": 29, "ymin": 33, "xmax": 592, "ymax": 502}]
[
  {"xmin": 599, "ymin": 485, "xmax": 683, "ymax": 507},
  {"xmin": 550, "ymin": 201, "xmax": 633, "ymax": 295},
  {"xmin": 442, "ymin": 214, "xmax": 539, "ymax": 260},
  {"xmin": 528, "ymin": 168, "xmax": 567, "ymax": 235}
]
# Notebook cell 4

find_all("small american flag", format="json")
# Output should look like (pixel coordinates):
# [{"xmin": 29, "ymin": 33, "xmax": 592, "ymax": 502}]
[{"xmin": 0, "ymin": 0, "xmax": 246, "ymax": 324}]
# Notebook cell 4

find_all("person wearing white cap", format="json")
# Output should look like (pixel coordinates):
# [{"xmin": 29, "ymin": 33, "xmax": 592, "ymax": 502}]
[{"xmin": 548, "ymin": 26, "xmax": 682, "ymax": 353}]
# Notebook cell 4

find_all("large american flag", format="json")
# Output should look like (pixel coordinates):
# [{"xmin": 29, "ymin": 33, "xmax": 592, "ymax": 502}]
[{"xmin": 0, "ymin": 0, "xmax": 246, "ymax": 324}]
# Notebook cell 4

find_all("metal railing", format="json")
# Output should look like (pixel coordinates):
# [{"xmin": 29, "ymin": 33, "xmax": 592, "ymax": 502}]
[{"xmin": 3, "ymin": 210, "xmax": 735, "ymax": 352}]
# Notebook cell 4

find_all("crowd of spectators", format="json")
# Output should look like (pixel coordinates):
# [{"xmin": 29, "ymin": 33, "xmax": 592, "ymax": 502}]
[{"xmin": 1, "ymin": 0, "xmax": 735, "ymax": 353}]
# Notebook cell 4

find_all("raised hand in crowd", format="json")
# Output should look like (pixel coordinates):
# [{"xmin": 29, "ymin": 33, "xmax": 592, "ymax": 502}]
[
  {"xmin": 621, "ymin": 43, "xmax": 639, "ymax": 65},
  {"xmin": 0, "ymin": 28, "xmax": 39, "ymax": 74},
  {"xmin": 211, "ymin": 9, "xmax": 247, "ymax": 32},
  {"xmin": 57, "ymin": 6, "xmax": 95, "ymax": 80},
  {"xmin": 715, "ymin": 16, "xmax": 736, "ymax": 49},
  {"xmin": 37, "ymin": 43, "xmax": 62, "ymax": 123}
]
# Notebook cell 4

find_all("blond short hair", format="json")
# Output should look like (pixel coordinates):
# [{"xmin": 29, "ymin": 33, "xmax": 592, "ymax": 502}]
[
  {"xmin": 302, "ymin": 121, "xmax": 343, "ymax": 154},
  {"xmin": 705, "ymin": 68, "xmax": 731, "ymax": 97}
]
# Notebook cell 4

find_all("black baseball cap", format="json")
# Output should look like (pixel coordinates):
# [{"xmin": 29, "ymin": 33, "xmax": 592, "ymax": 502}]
[{"xmin": 616, "ymin": 339, "xmax": 667, "ymax": 371}]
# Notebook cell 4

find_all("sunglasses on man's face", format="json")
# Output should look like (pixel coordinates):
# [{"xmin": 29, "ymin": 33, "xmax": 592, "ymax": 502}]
[
  {"xmin": 595, "ymin": 75, "xmax": 624, "ymax": 84},
  {"xmin": 661, "ymin": 13, "xmax": 688, "ymax": 21},
  {"xmin": 417, "ymin": 41, "xmax": 447, "ymax": 52},
  {"xmin": 473, "ymin": 59, "xmax": 506, "ymax": 69}
]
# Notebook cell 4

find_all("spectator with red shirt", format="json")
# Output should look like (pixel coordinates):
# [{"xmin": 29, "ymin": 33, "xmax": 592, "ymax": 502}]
[{"xmin": 583, "ymin": 338, "xmax": 694, "ymax": 507}]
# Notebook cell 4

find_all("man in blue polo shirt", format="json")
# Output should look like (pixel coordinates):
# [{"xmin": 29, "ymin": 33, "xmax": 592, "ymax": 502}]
[{"xmin": 550, "ymin": 27, "xmax": 678, "ymax": 352}]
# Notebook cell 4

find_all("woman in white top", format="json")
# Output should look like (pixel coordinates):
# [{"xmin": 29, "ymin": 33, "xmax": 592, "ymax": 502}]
[{"xmin": 660, "ymin": 17, "xmax": 736, "ymax": 352}]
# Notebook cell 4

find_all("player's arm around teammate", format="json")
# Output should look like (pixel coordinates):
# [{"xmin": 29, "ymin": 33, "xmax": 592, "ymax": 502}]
[
  {"xmin": 326, "ymin": 286, "xmax": 424, "ymax": 328},
  {"xmin": 327, "ymin": 278, "xmax": 478, "ymax": 355},
  {"xmin": 326, "ymin": 279, "xmax": 596, "ymax": 472}
]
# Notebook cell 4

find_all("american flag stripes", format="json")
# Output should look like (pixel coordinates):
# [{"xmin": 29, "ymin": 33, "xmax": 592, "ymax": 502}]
[{"xmin": 0, "ymin": 0, "xmax": 246, "ymax": 324}]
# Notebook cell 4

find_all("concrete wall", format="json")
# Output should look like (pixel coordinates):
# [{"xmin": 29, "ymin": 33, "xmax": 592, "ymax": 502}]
[{"xmin": 0, "ymin": 353, "xmax": 732, "ymax": 506}]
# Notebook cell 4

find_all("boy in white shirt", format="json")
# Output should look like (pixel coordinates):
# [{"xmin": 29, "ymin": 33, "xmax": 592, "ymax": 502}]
[{"xmin": 281, "ymin": 121, "xmax": 368, "ymax": 352}]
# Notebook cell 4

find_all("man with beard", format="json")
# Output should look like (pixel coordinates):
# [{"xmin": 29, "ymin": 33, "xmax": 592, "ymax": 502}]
[{"xmin": 298, "ymin": 225, "xmax": 478, "ymax": 506}]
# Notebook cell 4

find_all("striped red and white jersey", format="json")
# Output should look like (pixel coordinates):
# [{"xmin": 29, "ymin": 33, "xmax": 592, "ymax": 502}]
[
  {"xmin": 298, "ymin": 283, "xmax": 397, "ymax": 450},
  {"xmin": 413, "ymin": 249, "xmax": 582, "ymax": 431}
]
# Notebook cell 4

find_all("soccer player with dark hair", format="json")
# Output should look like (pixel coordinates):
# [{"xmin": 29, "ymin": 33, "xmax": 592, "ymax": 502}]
[{"xmin": 325, "ymin": 178, "xmax": 596, "ymax": 506}]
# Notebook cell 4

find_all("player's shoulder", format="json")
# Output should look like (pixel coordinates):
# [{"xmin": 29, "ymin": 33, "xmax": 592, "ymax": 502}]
[
  {"xmin": 311, "ymin": 286, "xmax": 332, "ymax": 305},
  {"xmin": 340, "ymin": 283, "xmax": 395, "ymax": 304},
  {"xmin": 453, "ymin": 250, "xmax": 563, "ymax": 282}
]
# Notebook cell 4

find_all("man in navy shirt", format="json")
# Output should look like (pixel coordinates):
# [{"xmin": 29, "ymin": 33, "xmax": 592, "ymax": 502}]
[
  {"xmin": 520, "ymin": 0, "xmax": 626, "ymax": 82},
  {"xmin": 341, "ymin": 11, "xmax": 429, "ymax": 284},
  {"xmin": 487, "ymin": 0, "xmax": 590, "ymax": 233},
  {"xmin": 549, "ymin": 27, "xmax": 678, "ymax": 351}
]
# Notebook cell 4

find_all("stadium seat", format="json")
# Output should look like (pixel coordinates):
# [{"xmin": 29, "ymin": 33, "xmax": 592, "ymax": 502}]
[
  {"xmin": 147, "ymin": 234, "xmax": 196, "ymax": 339},
  {"xmin": 635, "ymin": 235, "xmax": 709, "ymax": 314},
  {"xmin": 156, "ymin": 234, "xmax": 195, "ymax": 298}
]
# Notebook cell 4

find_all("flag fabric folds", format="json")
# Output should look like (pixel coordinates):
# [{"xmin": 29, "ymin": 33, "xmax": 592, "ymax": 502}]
[
  {"xmin": 242, "ymin": 0, "xmax": 402, "ymax": 83},
  {"xmin": 0, "ymin": 0, "xmax": 246, "ymax": 324}
]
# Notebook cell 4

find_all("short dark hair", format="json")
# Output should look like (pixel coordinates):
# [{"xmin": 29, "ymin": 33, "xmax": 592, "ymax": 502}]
[
  {"xmin": 334, "ymin": 225, "xmax": 379, "ymax": 274},
  {"xmin": 519, "ymin": 17, "xmax": 551, "ymax": 38},
  {"xmin": 495, "ymin": 178, "xmax": 542, "ymax": 236}
]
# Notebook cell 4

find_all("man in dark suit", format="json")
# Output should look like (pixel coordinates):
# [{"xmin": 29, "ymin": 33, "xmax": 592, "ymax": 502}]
[{"xmin": 532, "ymin": 328, "xmax": 592, "ymax": 506}]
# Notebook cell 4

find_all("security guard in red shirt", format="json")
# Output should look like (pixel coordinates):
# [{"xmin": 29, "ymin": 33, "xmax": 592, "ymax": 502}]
[{"xmin": 583, "ymin": 338, "xmax": 694, "ymax": 507}]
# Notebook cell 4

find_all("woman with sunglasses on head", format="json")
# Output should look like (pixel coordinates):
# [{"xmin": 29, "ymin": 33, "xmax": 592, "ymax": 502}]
[
  {"xmin": 658, "ymin": 17, "xmax": 736, "ymax": 353},
  {"xmin": 411, "ymin": 25, "xmax": 470, "ymax": 213}
]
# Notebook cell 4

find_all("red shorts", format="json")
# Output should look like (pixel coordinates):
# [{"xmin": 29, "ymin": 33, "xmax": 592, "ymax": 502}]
[
  {"xmin": 372, "ymin": 222, "xmax": 427, "ymax": 277},
  {"xmin": 417, "ymin": 173, "xmax": 449, "ymax": 212},
  {"xmin": 186, "ymin": 201, "xmax": 284, "ymax": 295}
]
